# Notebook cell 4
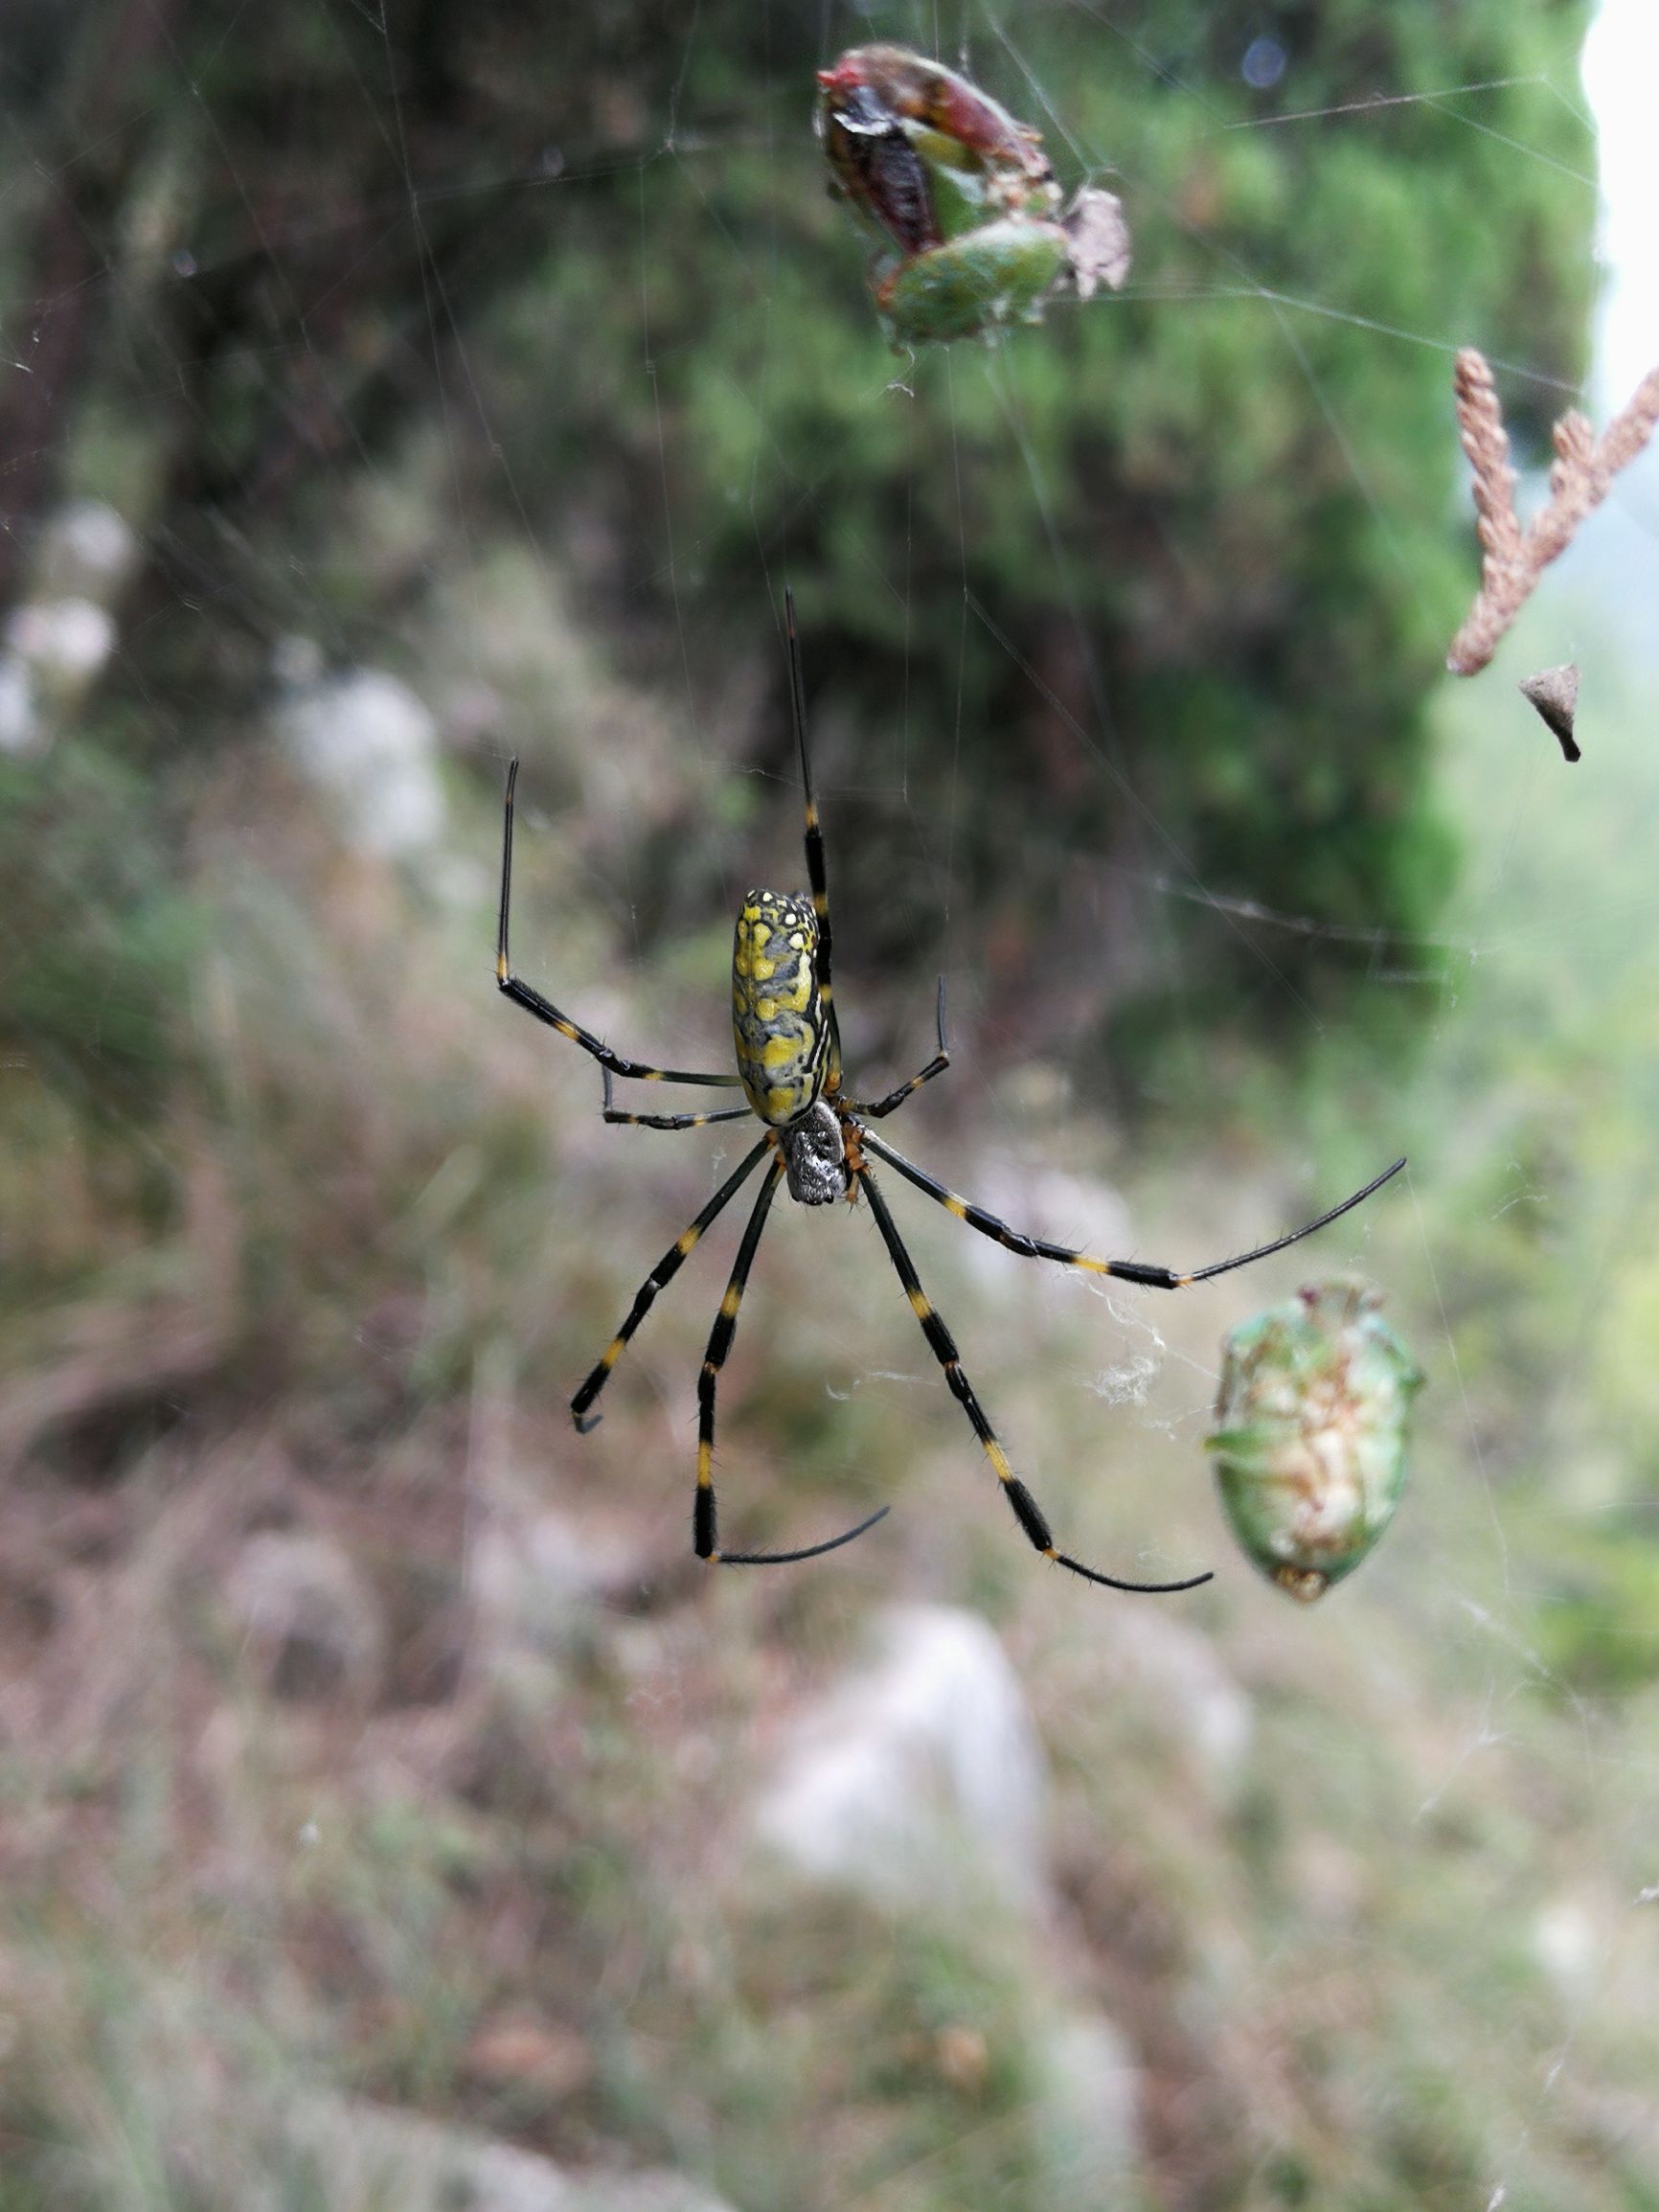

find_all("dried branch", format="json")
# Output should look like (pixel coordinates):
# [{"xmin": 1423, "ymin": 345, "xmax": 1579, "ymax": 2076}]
[{"xmin": 1447, "ymin": 348, "xmax": 1659, "ymax": 676}]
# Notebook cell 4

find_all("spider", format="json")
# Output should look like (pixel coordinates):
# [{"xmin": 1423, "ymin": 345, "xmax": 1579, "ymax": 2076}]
[{"xmin": 496, "ymin": 593, "xmax": 1405, "ymax": 1594}]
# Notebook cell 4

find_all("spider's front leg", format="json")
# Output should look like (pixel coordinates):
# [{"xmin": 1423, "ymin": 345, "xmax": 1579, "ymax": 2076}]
[
  {"xmin": 850, "ymin": 974, "xmax": 953, "ymax": 1120},
  {"xmin": 497, "ymin": 758, "xmax": 743, "ymax": 1091}
]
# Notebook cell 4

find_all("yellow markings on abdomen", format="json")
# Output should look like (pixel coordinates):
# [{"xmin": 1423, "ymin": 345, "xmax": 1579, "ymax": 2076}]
[{"xmin": 732, "ymin": 889, "xmax": 824, "ymax": 1127}]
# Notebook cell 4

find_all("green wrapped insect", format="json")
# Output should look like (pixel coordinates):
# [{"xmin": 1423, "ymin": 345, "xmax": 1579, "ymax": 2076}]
[
  {"xmin": 1207, "ymin": 1281, "xmax": 1423, "ymax": 1604},
  {"xmin": 815, "ymin": 45, "xmax": 1131, "ymax": 347}
]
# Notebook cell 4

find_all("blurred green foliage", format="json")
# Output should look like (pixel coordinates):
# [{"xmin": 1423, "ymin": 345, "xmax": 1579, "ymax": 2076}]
[
  {"xmin": 0, "ymin": 746, "xmax": 194, "ymax": 1124},
  {"xmin": 495, "ymin": 1, "xmax": 1593, "ymax": 1031},
  {"xmin": 0, "ymin": 0, "xmax": 1594, "ymax": 1115}
]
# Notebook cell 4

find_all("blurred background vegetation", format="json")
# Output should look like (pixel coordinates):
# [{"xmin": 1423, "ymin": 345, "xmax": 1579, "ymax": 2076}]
[{"xmin": 9, "ymin": 1, "xmax": 1659, "ymax": 2207}]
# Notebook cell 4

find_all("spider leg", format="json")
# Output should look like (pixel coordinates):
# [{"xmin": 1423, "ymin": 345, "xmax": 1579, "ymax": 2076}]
[
  {"xmin": 570, "ymin": 1135, "xmax": 773, "ymax": 1432},
  {"xmin": 1179, "ymin": 1154, "xmax": 1407, "ymax": 1282},
  {"xmin": 860, "ymin": 1130, "xmax": 1405, "ymax": 1289},
  {"xmin": 856, "ymin": 1164, "xmax": 1212, "ymax": 1595},
  {"xmin": 852, "ymin": 974, "xmax": 952, "ymax": 1119},
  {"xmin": 785, "ymin": 586, "xmax": 833, "ymax": 1003},
  {"xmin": 599, "ymin": 1069, "xmax": 755, "ymax": 1132},
  {"xmin": 497, "ymin": 758, "xmax": 742, "ymax": 1089},
  {"xmin": 695, "ymin": 1151, "xmax": 890, "ymax": 1566}
]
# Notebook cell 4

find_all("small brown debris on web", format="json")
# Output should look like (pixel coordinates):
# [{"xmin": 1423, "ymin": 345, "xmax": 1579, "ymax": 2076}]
[
  {"xmin": 1061, "ymin": 187, "xmax": 1132, "ymax": 300},
  {"xmin": 1447, "ymin": 348, "xmax": 1659, "ymax": 676},
  {"xmin": 1519, "ymin": 663, "xmax": 1579, "ymax": 762}
]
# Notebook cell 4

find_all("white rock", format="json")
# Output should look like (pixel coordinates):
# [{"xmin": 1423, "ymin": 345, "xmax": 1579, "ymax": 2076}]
[
  {"xmin": 1534, "ymin": 1897, "xmax": 1602, "ymax": 2002},
  {"xmin": 0, "ymin": 654, "xmax": 39, "ymax": 754},
  {"xmin": 223, "ymin": 1529, "xmax": 385, "ymax": 1701},
  {"xmin": 6, "ymin": 596, "xmax": 116, "ymax": 684},
  {"xmin": 1033, "ymin": 2010, "xmax": 1142, "ymax": 2191},
  {"xmin": 284, "ymin": 2097, "xmax": 737, "ymax": 2212},
  {"xmin": 275, "ymin": 665, "xmax": 445, "ymax": 858},
  {"xmin": 754, "ymin": 1602, "xmax": 1049, "ymax": 1915},
  {"xmin": 271, "ymin": 632, "xmax": 326, "ymax": 689},
  {"xmin": 470, "ymin": 1501, "xmax": 646, "ymax": 1658},
  {"xmin": 1102, "ymin": 1608, "xmax": 1252, "ymax": 1795},
  {"xmin": 41, "ymin": 501, "xmax": 138, "ymax": 595}
]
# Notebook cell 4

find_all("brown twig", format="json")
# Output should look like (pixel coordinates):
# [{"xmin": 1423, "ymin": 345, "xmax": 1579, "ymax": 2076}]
[{"xmin": 1447, "ymin": 348, "xmax": 1659, "ymax": 675}]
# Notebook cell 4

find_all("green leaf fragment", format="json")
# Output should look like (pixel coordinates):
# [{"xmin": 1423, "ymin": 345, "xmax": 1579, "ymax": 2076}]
[
  {"xmin": 878, "ymin": 220, "xmax": 1071, "ymax": 346},
  {"xmin": 1207, "ymin": 1279, "xmax": 1423, "ymax": 1602}
]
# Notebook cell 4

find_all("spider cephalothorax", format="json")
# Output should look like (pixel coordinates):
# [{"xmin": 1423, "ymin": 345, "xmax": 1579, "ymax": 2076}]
[{"xmin": 495, "ymin": 590, "xmax": 1404, "ymax": 1587}]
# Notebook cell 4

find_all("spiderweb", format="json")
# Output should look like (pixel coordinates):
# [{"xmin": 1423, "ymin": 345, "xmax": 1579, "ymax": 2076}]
[{"xmin": 3, "ymin": 3, "xmax": 1657, "ymax": 2207}]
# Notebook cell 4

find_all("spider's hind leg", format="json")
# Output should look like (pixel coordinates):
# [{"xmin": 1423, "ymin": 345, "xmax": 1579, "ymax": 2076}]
[
  {"xmin": 855, "ymin": 1162, "xmax": 1212, "ymax": 1596},
  {"xmin": 695, "ymin": 1148, "xmax": 890, "ymax": 1566}
]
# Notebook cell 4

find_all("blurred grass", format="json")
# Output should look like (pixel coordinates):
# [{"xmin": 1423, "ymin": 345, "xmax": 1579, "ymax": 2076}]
[{"xmin": 5, "ymin": 511, "xmax": 1659, "ymax": 2209}]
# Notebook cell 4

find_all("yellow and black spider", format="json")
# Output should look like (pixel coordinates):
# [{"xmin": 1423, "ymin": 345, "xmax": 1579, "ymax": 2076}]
[{"xmin": 496, "ymin": 593, "xmax": 1405, "ymax": 1593}]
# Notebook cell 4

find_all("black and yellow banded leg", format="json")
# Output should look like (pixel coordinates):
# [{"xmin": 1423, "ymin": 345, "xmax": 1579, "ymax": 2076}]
[
  {"xmin": 852, "ymin": 975, "xmax": 952, "ymax": 1121},
  {"xmin": 599, "ymin": 1068, "xmax": 755, "ymax": 1132},
  {"xmin": 856, "ymin": 1164, "xmax": 1212, "ymax": 1595},
  {"xmin": 570, "ymin": 1136, "xmax": 773, "ymax": 1432},
  {"xmin": 498, "ymin": 759, "xmax": 742, "ymax": 1090},
  {"xmin": 861, "ymin": 1129, "xmax": 1406, "ymax": 1290},
  {"xmin": 784, "ymin": 587, "xmax": 834, "ymax": 1001},
  {"xmin": 696, "ymin": 1152, "xmax": 890, "ymax": 1567}
]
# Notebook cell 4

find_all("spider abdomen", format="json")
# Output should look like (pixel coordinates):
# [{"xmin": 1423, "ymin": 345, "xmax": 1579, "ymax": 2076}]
[{"xmin": 732, "ymin": 888, "xmax": 829, "ymax": 1126}]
